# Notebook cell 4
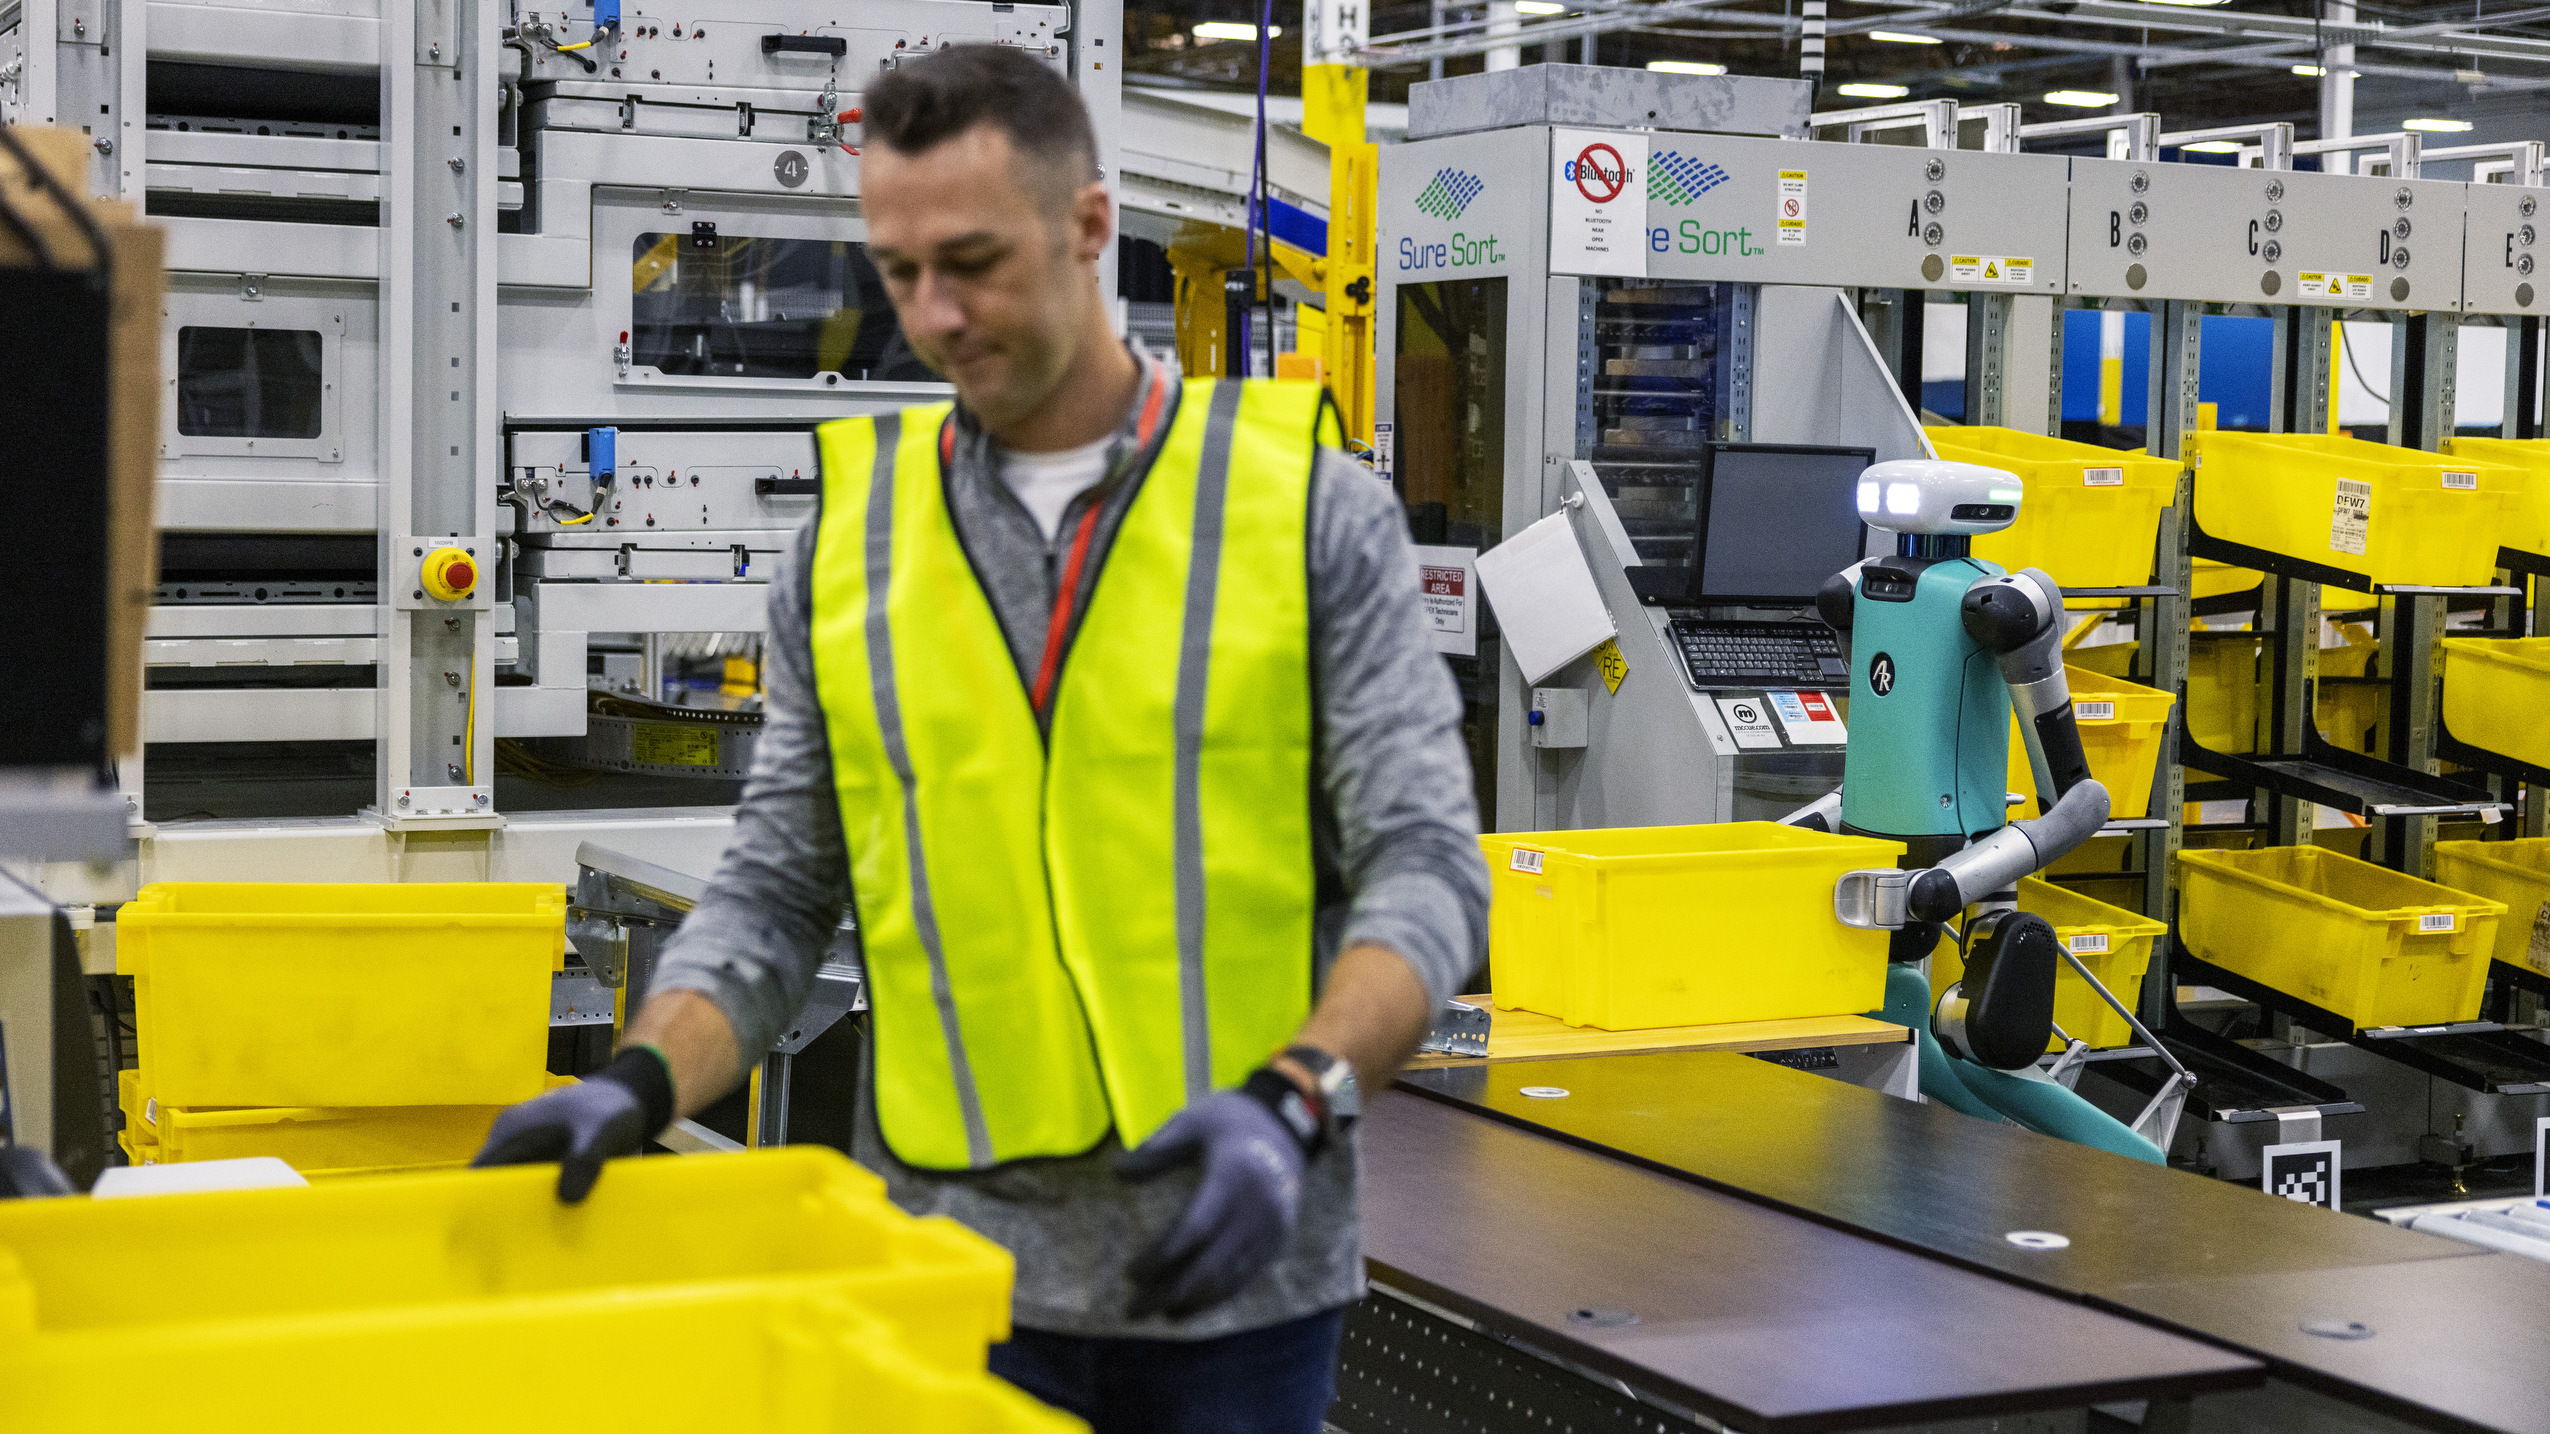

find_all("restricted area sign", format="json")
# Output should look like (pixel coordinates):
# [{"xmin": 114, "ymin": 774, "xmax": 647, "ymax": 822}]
[{"xmin": 1551, "ymin": 128, "xmax": 1647, "ymax": 277}]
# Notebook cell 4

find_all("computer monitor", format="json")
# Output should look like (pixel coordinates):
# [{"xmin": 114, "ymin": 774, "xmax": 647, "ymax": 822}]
[{"xmin": 1681, "ymin": 442, "xmax": 1874, "ymax": 605}]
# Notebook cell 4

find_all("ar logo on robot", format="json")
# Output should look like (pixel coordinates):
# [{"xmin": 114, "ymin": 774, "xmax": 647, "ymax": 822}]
[{"xmin": 1868, "ymin": 652, "xmax": 1899, "ymax": 696}]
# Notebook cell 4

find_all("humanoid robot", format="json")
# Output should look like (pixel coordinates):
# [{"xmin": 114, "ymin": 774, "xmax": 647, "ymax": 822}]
[{"xmin": 1784, "ymin": 458, "xmax": 2166, "ymax": 1161}]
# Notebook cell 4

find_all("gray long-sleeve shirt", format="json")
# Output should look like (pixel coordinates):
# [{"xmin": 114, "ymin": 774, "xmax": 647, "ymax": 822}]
[{"xmin": 648, "ymin": 357, "xmax": 1490, "ymax": 1340}]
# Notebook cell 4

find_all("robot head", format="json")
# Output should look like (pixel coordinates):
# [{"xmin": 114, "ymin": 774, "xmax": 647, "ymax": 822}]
[{"xmin": 1854, "ymin": 458, "xmax": 2026, "ymax": 536}]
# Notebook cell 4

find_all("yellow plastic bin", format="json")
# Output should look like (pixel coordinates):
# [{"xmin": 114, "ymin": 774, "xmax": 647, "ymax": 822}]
[
  {"xmin": 1925, "ymin": 427, "xmax": 2179, "ymax": 588},
  {"xmin": 2441, "ymin": 637, "xmax": 2550, "ymax": 770},
  {"xmin": 0, "ymin": 1149, "xmax": 1051, "ymax": 1431},
  {"xmin": 1483, "ymin": 823, "xmax": 1902, "ymax": 1030},
  {"xmin": 119, "ymin": 882, "xmax": 567, "ymax": 1108},
  {"xmin": 2176, "ymin": 846, "xmax": 2504, "ymax": 1028},
  {"xmin": 2185, "ymin": 633, "xmax": 2263, "ymax": 753},
  {"xmin": 2433, "ymin": 839, "xmax": 2550, "ymax": 984},
  {"xmin": 2185, "ymin": 430, "xmax": 2523, "ymax": 588},
  {"xmin": 2005, "ymin": 666, "xmax": 2175, "ymax": 819},
  {"xmin": 2441, "ymin": 435, "xmax": 2550, "ymax": 557},
  {"xmin": 1929, "ymin": 878, "xmax": 2164, "ymax": 1052},
  {"xmin": 124, "ymin": 1074, "xmax": 577, "ymax": 1176}
]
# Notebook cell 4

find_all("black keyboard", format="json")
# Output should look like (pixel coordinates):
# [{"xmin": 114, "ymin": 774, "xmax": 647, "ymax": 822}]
[{"xmin": 1670, "ymin": 619, "xmax": 1848, "ymax": 689}]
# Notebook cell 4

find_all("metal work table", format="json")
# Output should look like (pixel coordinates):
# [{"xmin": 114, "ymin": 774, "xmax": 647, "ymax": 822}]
[
  {"xmin": 1398, "ymin": 1052, "xmax": 2550, "ymax": 1434},
  {"xmin": 1350, "ymin": 1092, "xmax": 2261, "ymax": 1433}
]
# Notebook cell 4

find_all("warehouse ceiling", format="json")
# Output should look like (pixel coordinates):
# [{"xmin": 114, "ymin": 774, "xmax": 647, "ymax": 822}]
[{"xmin": 1125, "ymin": 1, "xmax": 2550, "ymax": 136}]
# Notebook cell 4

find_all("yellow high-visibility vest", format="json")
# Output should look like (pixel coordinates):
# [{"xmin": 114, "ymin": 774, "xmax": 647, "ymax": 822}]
[{"xmin": 809, "ymin": 378, "xmax": 1334, "ymax": 1171}]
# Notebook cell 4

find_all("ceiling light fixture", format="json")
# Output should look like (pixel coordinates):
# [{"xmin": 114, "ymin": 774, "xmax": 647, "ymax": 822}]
[
  {"xmin": 1869, "ymin": 30, "xmax": 1941, "ymax": 43},
  {"xmin": 2139, "ymin": 0, "xmax": 2233, "ymax": 7},
  {"xmin": 1515, "ymin": 2, "xmax": 1568, "ymax": 13},
  {"xmin": 1836, "ymin": 81, "xmax": 1909, "ymax": 98},
  {"xmin": 1192, "ymin": 21, "xmax": 1278, "ymax": 41},
  {"xmin": 2182, "ymin": 140, "xmax": 2245, "ymax": 153},
  {"xmin": 1648, "ymin": 60, "xmax": 1729, "ymax": 75},
  {"xmin": 2043, "ymin": 90, "xmax": 2121, "ymax": 108},
  {"xmin": 2403, "ymin": 117, "xmax": 2474, "ymax": 132}
]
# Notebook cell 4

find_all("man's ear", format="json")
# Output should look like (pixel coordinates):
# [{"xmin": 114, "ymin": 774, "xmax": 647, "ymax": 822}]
[{"xmin": 1070, "ymin": 176, "xmax": 1113, "ymax": 264}]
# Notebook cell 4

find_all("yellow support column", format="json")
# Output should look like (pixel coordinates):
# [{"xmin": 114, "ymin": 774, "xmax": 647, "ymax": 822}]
[{"xmin": 1302, "ymin": 61, "xmax": 1377, "ymax": 445}]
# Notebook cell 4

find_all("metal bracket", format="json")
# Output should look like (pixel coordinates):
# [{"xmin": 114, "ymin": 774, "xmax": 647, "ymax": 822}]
[
  {"xmin": 1422, "ymin": 999, "xmax": 1492, "ymax": 1057},
  {"xmin": 565, "ymin": 909, "xmax": 630, "ymax": 985}
]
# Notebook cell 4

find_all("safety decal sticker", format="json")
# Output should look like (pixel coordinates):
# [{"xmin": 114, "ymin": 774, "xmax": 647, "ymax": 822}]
[
  {"xmin": 1594, "ymin": 637, "xmax": 1629, "ymax": 695},
  {"xmin": 1776, "ymin": 169, "xmax": 1808, "ymax": 246},
  {"xmin": 1416, "ymin": 168, "xmax": 1485, "ymax": 221},
  {"xmin": 2330, "ymin": 477, "xmax": 2372, "ymax": 556},
  {"xmin": 1648, "ymin": 151, "xmax": 1730, "ymax": 207},
  {"xmin": 2296, "ymin": 270, "xmax": 2375, "ymax": 301},
  {"xmin": 634, "ymin": 723, "xmax": 719, "ymax": 767},
  {"xmin": 1948, "ymin": 254, "xmax": 2034, "ymax": 286}
]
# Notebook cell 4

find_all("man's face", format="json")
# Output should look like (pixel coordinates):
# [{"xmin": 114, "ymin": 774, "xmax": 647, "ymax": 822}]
[{"xmin": 862, "ymin": 124, "xmax": 1109, "ymax": 431}]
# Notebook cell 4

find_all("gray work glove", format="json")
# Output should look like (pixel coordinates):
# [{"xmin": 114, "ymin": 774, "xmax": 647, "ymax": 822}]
[
  {"xmin": 471, "ymin": 1046, "xmax": 674, "ymax": 1204},
  {"xmin": 1115, "ymin": 1068, "xmax": 1319, "ymax": 1320}
]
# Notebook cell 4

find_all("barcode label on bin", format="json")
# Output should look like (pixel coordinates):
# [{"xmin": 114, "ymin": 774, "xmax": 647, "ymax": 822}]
[
  {"xmin": 1510, "ymin": 848, "xmax": 1545, "ymax": 874},
  {"xmin": 2075, "ymin": 700, "xmax": 2117, "ymax": 720},
  {"xmin": 2067, "ymin": 933, "xmax": 2110, "ymax": 955},
  {"xmin": 2331, "ymin": 478, "xmax": 2372, "ymax": 556},
  {"xmin": 2419, "ymin": 912, "xmax": 2457, "ymax": 933},
  {"xmin": 2083, "ymin": 467, "xmax": 2125, "ymax": 487},
  {"xmin": 2443, "ymin": 471, "xmax": 2478, "ymax": 490}
]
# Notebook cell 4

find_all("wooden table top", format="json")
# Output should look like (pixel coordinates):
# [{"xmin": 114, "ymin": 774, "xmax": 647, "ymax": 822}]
[{"xmin": 1406, "ymin": 994, "xmax": 1910, "ymax": 1068}]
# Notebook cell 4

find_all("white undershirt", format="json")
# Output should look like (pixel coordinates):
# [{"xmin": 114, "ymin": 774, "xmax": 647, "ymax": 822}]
[{"xmin": 996, "ymin": 436, "xmax": 1114, "ymax": 543}]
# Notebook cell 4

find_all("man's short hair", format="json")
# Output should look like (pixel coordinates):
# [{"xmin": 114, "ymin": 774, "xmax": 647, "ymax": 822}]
[{"xmin": 864, "ymin": 46, "xmax": 1100, "ymax": 208}]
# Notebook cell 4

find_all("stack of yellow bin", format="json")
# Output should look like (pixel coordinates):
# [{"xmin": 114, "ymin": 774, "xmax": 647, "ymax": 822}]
[
  {"xmin": 115, "ymin": 882, "xmax": 569, "ymax": 1177},
  {"xmin": 0, "ymin": 1148, "xmax": 1080, "ymax": 1432}
]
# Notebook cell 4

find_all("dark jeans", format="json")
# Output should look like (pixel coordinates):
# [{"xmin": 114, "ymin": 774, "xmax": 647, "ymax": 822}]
[{"xmin": 988, "ymin": 1305, "xmax": 1350, "ymax": 1434}]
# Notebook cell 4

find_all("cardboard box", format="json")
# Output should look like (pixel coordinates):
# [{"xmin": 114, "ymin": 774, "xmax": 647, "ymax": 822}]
[{"xmin": 0, "ymin": 126, "xmax": 164, "ymax": 758}]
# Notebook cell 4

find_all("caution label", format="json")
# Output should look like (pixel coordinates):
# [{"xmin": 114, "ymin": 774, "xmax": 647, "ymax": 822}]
[
  {"xmin": 2331, "ymin": 477, "xmax": 2372, "ymax": 556},
  {"xmin": 2296, "ymin": 270, "xmax": 2375, "ymax": 301},
  {"xmin": 1594, "ymin": 637, "xmax": 1629, "ymax": 695},
  {"xmin": 1948, "ymin": 254, "xmax": 2035, "ymax": 286},
  {"xmin": 634, "ymin": 722, "xmax": 720, "ymax": 767},
  {"xmin": 1777, "ymin": 170, "xmax": 1809, "ymax": 247}
]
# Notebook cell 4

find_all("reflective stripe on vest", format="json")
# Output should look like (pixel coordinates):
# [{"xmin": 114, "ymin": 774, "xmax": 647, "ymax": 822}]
[{"xmin": 809, "ymin": 378, "xmax": 1326, "ymax": 1172}]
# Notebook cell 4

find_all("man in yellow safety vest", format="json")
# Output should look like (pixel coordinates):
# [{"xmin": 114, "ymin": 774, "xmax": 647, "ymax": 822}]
[{"xmin": 476, "ymin": 43, "xmax": 1489, "ymax": 1432}]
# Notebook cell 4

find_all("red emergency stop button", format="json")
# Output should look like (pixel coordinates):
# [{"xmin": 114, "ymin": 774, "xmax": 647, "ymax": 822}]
[{"xmin": 422, "ymin": 546, "xmax": 477, "ymax": 601}]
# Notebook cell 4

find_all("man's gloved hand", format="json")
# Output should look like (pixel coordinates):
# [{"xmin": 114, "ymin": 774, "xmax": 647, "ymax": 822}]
[
  {"xmin": 1114, "ymin": 1067, "xmax": 1321, "ymax": 1320},
  {"xmin": 471, "ymin": 1045, "xmax": 675, "ymax": 1203}
]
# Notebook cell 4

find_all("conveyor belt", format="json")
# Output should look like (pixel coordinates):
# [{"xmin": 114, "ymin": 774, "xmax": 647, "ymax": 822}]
[
  {"xmin": 1355, "ymin": 1093, "xmax": 2261, "ymax": 1433},
  {"xmin": 1398, "ymin": 1053, "xmax": 2550, "ymax": 1434}
]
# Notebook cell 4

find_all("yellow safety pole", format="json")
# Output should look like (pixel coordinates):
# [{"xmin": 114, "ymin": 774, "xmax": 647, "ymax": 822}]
[{"xmin": 1302, "ymin": 60, "xmax": 1377, "ymax": 444}]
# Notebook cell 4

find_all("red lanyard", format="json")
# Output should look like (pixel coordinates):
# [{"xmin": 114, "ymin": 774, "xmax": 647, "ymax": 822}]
[{"xmin": 950, "ymin": 369, "xmax": 1174, "ymax": 718}]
